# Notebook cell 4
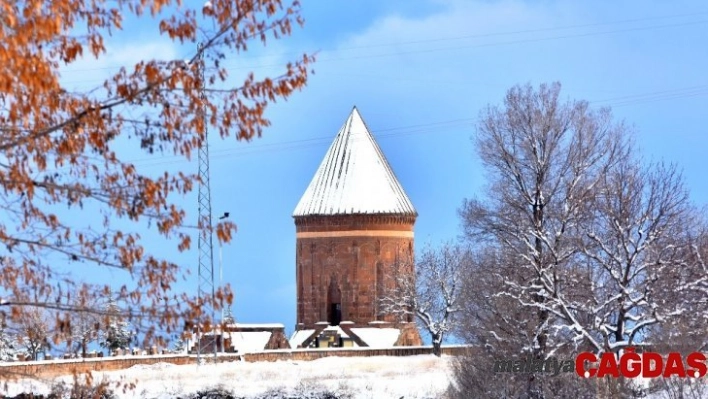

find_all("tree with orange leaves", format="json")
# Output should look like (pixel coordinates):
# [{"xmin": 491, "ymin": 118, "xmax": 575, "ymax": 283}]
[{"xmin": 0, "ymin": 0, "xmax": 313, "ymax": 353}]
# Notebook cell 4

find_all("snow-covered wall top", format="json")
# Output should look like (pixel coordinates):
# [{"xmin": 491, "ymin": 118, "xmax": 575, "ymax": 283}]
[{"xmin": 293, "ymin": 107, "xmax": 417, "ymax": 217}]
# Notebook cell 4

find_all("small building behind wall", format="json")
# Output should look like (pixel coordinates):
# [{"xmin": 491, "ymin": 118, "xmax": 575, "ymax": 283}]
[
  {"xmin": 188, "ymin": 323, "xmax": 290, "ymax": 354},
  {"xmin": 290, "ymin": 321, "xmax": 420, "ymax": 349}
]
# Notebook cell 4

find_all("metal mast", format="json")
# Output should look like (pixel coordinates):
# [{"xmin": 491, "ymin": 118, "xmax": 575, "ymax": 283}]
[{"xmin": 196, "ymin": 43, "xmax": 217, "ymax": 364}]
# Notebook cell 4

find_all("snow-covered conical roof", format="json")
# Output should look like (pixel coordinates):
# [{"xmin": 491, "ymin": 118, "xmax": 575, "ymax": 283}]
[{"xmin": 293, "ymin": 107, "xmax": 417, "ymax": 217}]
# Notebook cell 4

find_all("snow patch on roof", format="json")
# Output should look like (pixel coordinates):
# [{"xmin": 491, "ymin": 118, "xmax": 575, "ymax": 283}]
[
  {"xmin": 227, "ymin": 323, "xmax": 284, "ymax": 329},
  {"xmin": 322, "ymin": 325, "xmax": 350, "ymax": 338},
  {"xmin": 293, "ymin": 107, "xmax": 417, "ymax": 217},
  {"xmin": 289, "ymin": 329, "xmax": 315, "ymax": 348},
  {"xmin": 351, "ymin": 328, "xmax": 401, "ymax": 348},
  {"xmin": 226, "ymin": 331, "xmax": 272, "ymax": 354}
]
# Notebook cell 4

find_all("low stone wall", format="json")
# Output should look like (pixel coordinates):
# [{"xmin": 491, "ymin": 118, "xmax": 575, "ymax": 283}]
[
  {"xmin": 0, "ymin": 345, "xmax": 472, "ymax": 380},
  {"xmin": 241, "ymin": 345, "xmax": 470, "ymax": 362},
  {"xmin": 0, "ymin": 355, "xmax": 197, "ymax": 380}
]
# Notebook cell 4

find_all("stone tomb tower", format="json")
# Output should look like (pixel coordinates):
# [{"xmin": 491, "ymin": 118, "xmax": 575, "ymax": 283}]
[{"xmin": 292, "ymin": 107, "xmax": 421, "ymax": 346}]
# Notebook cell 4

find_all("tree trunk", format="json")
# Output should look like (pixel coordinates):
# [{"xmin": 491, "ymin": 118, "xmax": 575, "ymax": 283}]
[
  {"xmin": 527, "ymin": 202, "xmax": 547, "ymax": 399},
  {"xmin": 432, "ymin": 343, "xmax": 442, "ymax": 357},
  {"xmin": 432, "ymin": 334, "xmax": 442, "ymax": 357}
]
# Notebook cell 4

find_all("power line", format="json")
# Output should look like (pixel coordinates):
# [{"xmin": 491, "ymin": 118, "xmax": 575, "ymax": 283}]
[
  {"xmin": 611, "ymin": 90, "xmax": 708, "ymax": 108},
  {"xmin": 147, "ymin": 86, "xmax": 708, "ymax": 167},
  {"xmin": 60, "ymin": 10, "xmax": 708, "ymax": 74},
  {"xmin": 119, "ymin": 84, "xmax": 708, "ymax": 169},
  {"xmin": 22, "ymin": 84, "xmax": 708, "ymax": 174},
  {"xmin": 590, "ymin": 85, "xmax": 708, "ymax": 107},
  {"xmin": 122, "ymin": 119, "xmax": 476, "ymax": 168},
  {"xmin": 57, "ymin": 13, "xmax": 708, "ymax": 85},
  {"xmin": 304, "ymin": 20, "xmax": 708, "ymax": 66},
  {"xmin": 338, "ymin": 11, "xmax": 708, "ymax": 50}
]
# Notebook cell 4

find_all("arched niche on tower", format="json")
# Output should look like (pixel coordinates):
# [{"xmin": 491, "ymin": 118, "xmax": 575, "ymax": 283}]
[
  {"xmin": 327, "ymin": 274, "xmax": 342, "ymax": 326},
  {"xmin": 375, "ymin": 261, "xmax": 384, "ymax": 321}
]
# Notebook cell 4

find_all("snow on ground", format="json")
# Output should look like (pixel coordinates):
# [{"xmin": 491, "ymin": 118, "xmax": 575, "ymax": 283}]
[
  {"xmin": 226, "ymin": 331, "xmax": 273, "ymax": 354},
  {"xmin": 4, "ymin": 354, "xmax": 453, "ymax": 399}
]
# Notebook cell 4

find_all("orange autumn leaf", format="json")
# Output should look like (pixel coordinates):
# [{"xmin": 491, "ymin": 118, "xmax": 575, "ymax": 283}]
[{"xmin": 0, "ymin": 0, "xmax": 314, "ymax": 357}]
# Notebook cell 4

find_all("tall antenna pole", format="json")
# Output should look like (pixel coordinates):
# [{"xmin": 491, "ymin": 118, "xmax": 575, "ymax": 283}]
[
  {"xmin": 196, "ymin": 42, "xmax": 217, "ymax": 364},
  {"xmin": 219, "ymin": 235, "xmax": 224, "ymax": 353},
  {"xmin": 217, "ymin": 211, "xmax": 229, "ymax": 354}
]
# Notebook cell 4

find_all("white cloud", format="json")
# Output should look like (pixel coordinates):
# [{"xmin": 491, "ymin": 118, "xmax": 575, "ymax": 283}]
[
  {"xmin": 287, "ymin": 0, "xmax": 707, "ymax": 119},
  {"xmin": 258, "ymin": 0, "xmax": 708, "ymax": 266}
]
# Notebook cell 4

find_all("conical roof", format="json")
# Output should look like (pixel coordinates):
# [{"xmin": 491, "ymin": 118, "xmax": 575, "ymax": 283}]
[{"xmin": 293, "ymin": 107, "xmax": 416, "ymax": 217}]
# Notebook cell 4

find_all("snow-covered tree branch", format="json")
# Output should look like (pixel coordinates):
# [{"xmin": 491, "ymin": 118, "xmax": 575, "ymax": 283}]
[
  {"xmin": 460, "ymin": 82, "xmax": 630, "ymax": 363},
  {"xmin": 19, "ymin": 308, "xmax": 51, "ymax": 361},
  {"xmin": 99, "ymin": 297, "xmax": 135, "ymax": 354},
  {"xmin": 576, "ymin": 160, "xmax": 693, "ymax": 353},
  {"xmin": 68, "ymin": 290, "xmax": 101, "ymax": 358},
  {"xmin": 455, "ymin": 82, "xmax": 708, "ymax": 398},
  {"xmin": 0, "ymin": 321, "xmax": 17, "ymax": 362},
  {"xmin": 379, "ymin": 242, "xmax": 470, "ymax": 357}
]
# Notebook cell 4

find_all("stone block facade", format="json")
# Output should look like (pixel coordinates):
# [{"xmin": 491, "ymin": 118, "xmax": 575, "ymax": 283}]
[
  {"xmin": 294, "ymin": 214, "xmax": 420, "ymax": 345},
  {"xmin": 292, "ymin": 108, "xmax": 422, "ymax": 347},
  {"xmin": 0, "ymin": 346, "xmax": 473, "ymax": 380},
  {"xmin": 264, "ymin": 328, "xmax": 290, "ymax": 350}
]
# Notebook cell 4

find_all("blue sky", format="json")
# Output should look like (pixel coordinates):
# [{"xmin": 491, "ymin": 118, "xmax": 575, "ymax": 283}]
[{"xmin": 58, "ymin": 0, "xmax": 708, "ymax": 338}]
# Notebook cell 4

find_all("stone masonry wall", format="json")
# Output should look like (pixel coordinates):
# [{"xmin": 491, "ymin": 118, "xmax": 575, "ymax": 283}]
[
  {"xmin": 0, "ymin": 355, "xmax": 196, "ymax": 380},
  {"xmin": 294, "ymin": 214, "xmax": 417, "ymax": 331},
  {"xmin": 0, "ymin": 346, "xmax": 472, "ymax": 380}
]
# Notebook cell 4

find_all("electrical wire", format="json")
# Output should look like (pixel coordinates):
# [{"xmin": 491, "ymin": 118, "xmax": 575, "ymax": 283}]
[
  {"xmin": 20, "ymin": 7, "xmax": 708, "ymax": 172},
  {"xmin": 57, "ymin": 14, "xmax": 708, "ymax": 87},
  {"xmin": 59, "ymin": 10, "xmax": 708, "ymax": 74},
  {"xmin": 112, "ymin": 81, "xmax": 708, "ymax": 170}
]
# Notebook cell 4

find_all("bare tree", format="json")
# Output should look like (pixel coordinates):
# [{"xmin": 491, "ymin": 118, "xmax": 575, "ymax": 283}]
[
  {"xmin": 0, "ymin": 320, "xmax": 17, "ymax": 362},
  {"xmin": 575, "ymin": 160, "xmax": 692, "ymax": 353},
  {"xmin": 645, "ymin": 226, "xmax": 708, "ymax": 399},
  {"xmin": 379, "ymin": 242, "xmax": 469, "ymax": 357},
  {"xmin": 460, "ymin": 81, "xmax": 628, "ymax": 362},
  {"xmin": 669, "ymin": 225, "xmax": 708, "ymax": 351},
  {"xmin": 19, "ymin": 308, "xmax": 51, "ymax": 361},
  {"xmin": 456, "ymin": 82, "xmax": 707, "ymax": 398},
  {"xmin": 650, "ymin": 378, "xmax": 708, "ymax": 399},
  {"xmin": 68, "ymin": 289, "xmax": 101, "ymax": 358},
  {"xmin": 448, "ymin": 247, "xmax": 597, "ymax": 399},
  {"xmin": 459, "ymin": 82, "xmax": 632, "ymax": 397},
  {"xmin": 99, "ymin": 297, "xmax": 134, "ymax": 354}
]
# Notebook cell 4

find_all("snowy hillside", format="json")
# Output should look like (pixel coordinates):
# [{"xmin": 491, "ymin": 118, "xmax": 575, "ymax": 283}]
[{"xmin": 5, "ymin": 355, "xmax": 453, "ymax": 399}]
